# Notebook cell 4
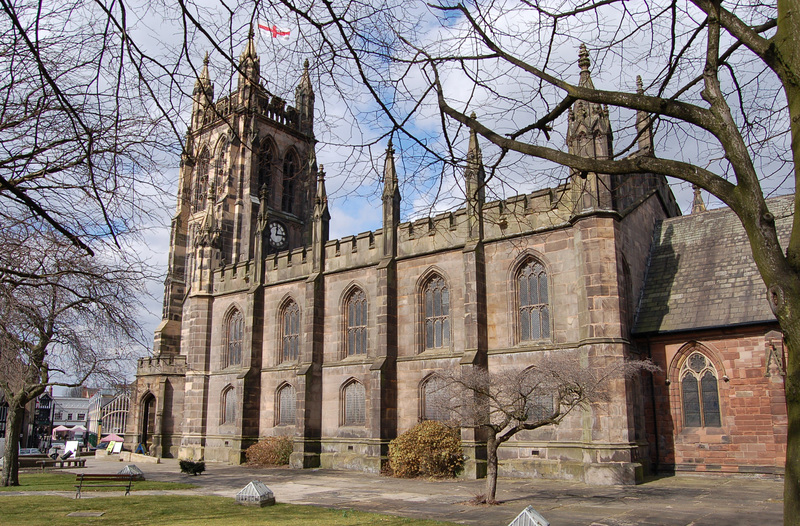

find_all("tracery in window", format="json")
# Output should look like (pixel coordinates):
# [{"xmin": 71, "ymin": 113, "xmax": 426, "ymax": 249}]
[
  {"xmin": 277, "ymin": 384, "xmax": 296, "ymax": 426},
  {"xmin": 342, "ymin": 380, "xmax": 366, "ymax": 426},
  {"xmin": 346, "ymin": 289, "xmax": 367, "ymax": 356},
  {"xmin": 281, "ymin": 301, "xmax": 300, "ymax": 362},
  {"xmin": 423, "ymin": 276, "xmax": 450, "ymax": 350},
  {"xmin": 518, "ymin": 260, "xmax": 550, "ymax": 341},
  {"xmin": 226, "ymin": 309, "xmax": 243, "ymax": 367},
  {"xmin": 680, "ymin": 352, "xmax": 721, "ymax": 427}
]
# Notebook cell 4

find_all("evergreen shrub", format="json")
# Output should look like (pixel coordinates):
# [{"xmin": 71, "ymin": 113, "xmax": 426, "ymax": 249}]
[
  {"xmin": 388, "ymin": 420, "xmax": 464, "ymax": 478},
  {"xmin": 245, "ymin": 436, "xmax": 294, "ymax": 466}
]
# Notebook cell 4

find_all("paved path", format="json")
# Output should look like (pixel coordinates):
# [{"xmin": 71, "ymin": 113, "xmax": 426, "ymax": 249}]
[{"xmin": 3, "ymin": 456, "xmax": 784, "ymax": 525}]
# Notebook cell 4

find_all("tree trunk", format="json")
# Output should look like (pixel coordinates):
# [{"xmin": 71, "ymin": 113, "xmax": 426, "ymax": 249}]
[
  {"xmin": 779, "ymin": 305, "xmax": 800, "ymax": 526},
  {"xmin": 485, "ymin": 435, "xmax": 499, "ymax": 503},
  {"xmin": 2, "ymin": 402, "xmax": 25, "ymax": 487}
]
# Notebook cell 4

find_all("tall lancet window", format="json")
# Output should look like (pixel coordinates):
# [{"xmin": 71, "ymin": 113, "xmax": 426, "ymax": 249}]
[
  {"xmin": 346, "ymin": 289, "xmax": 367, "ymax": 356},
  {"xmin": 282, "ymin": 152, "xmax": 298, "ymax": 213},
  {"xmin": 423, "ymin": 275, "xmax": 450, "ymax": 350},
  {"xmin": 225, "ymin": 309, "xmax": 243, "ymax": 367},
  {"xmin": 258, "ymin": 140, "xmax": 275, "ymax": 195},
  {"xmin": 281, "ymin": 301, "xmax": 300, "ymax": 362},
  {"xmin": 518, "ymin": 260, "xmax": 550, "ymax": 341},
  {"xmin": 193, "ymin": 149, "xmax": 210, "ymax": 212}
]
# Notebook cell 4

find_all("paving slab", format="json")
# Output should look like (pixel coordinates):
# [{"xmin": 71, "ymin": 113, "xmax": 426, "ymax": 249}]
[{"xmin": 2, "ymin": 455, "xmax": 783, "ymax": 525}]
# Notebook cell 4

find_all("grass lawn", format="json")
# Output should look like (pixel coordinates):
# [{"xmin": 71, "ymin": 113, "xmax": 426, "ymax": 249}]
[
  {"xmin": 0, "ymin": 472, "xmax": 196, "ymax": 492},
  {"xmin": 0, "ymin": 495, "xmax": 458, "ymax": 525}
]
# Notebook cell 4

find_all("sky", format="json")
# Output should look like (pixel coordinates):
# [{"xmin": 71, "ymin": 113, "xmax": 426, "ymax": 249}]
[{"xmin": 123, "ymin": 1, "xmax": 792, "ymax": 369}]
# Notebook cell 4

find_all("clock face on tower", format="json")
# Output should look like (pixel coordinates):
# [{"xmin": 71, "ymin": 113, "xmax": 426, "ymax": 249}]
[{"xmin": 268, "ymin": 221, "xmax": 288, "ymax": 250}]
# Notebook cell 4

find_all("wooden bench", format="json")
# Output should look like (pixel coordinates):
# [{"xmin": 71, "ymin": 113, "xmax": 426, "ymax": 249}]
[
  {"xmin": 74, "ymin": 473, "xmax": 135, "ymax": 498},
  {"xmin": 37, "ymin": 458, "xmax": 87, "ymax": 471}
]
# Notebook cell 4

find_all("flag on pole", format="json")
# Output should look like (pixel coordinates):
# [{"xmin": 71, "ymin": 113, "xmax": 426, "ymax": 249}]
[{"xmin": 257, "ymin": 20, "xmax": 292, "ymax": 42}]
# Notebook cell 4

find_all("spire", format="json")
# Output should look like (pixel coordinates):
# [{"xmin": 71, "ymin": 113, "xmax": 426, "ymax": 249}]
[
  {"xmin": 382, "ymin": 140, "xmax": 401, "ymax": 258},
  {"xmin": 567, "ymin": 44, "xmax": 612, "ymax": 159},
  {"xmin": 237, "ymin": 27, "xmax": 260, "ymax": 94},
  {"xmin": 382, "ymin": 139, "xmax": 399, "ymax": 201},
  {"xmin": 296, "ymin": 59, "xmax": 315, "ymax": 135},
  {"xmin": 312, "ymin": 165, "xmax": 330, "ymax": 272},
  {"xmin": 635, "ymin": 75, "xmax": 654, "ymax": 155},
  {"xmin": 691, "ymin": 185, "xmax": 706, "ymax": 214},
  {"xmin": 464, "ymin": 116, "xmax": 485, "ymax": 241},
  {"xmin": 194, "ymin": 52, "xmax": 212, "ymax": 95},
  {"xmin": 192, "ymin": 52, "xmax": 214, "ymax": 130},
  {"xmin": 465, "ymin": 115, "xmax": 485, "ymax": 204},
  {"xmin": 578, "ymin": 43, "xmax": 594, "ymax": 89},
  {"xmin": 314, "ymin": 165, "xmax": 329, "ymax": 216}
]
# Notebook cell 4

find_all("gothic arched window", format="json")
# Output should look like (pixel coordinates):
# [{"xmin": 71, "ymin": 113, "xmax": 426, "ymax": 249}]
[
  {"xmin": 215, "ymin": 138, "xmax": 229, "ymax": 193},
  {"xmin": 281, "ymin": 152, "xmax": 298, "ymax": 213},
  {"xmin": 423, "ymin": 275, "xmax": 450, "ymax": 350},
  {"xmin": 680, "ymin": 352, "xmax": 721, "ymax": 427},
  {"xmin": 193, "ymin": 149, "xmax": 210, "ymax": 212},
  {"xmin": 342, "ymin": 380, "xmax": 366, "ymax": 426},
  {"xmin": 258, "ymin": 140, "xmax": 275, "ymax": 195},
  {"xmin": 221, "ymin": 386, "xmax": 236, "ymax": 425},
  {"xmin": 281, "ymin": 301, "xmax": 300, "ymax": 362},
  {"xmin": 421, "ymin": 376, "xmax": 449, "ymax": 422},
  {"xmin": 346, "ymin": 289, "xmax": 367, "ymax": 356},
  {"xmin": 226, "ymin": 309, "xmax": 243, "ymax": 367},
  {"xmin": 518, "ymin": 260, "xmax": 550, "ymax": 341},
  {"xmin": 276, "ymin": 384, "xmax": 296, "ymax": 426}
]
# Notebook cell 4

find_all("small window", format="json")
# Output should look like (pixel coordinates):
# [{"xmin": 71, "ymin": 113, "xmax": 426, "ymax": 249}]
[
  {"xmin": 680, "ymin": 352, "xmax": 721, "ymax": 427},
  {"xmin": 226, "ymin": 309, "xmax": 244, "ymax": 367},
  {"xmin": 282, "ymin": 301, "xmax": 301, "ymax": 362},
  {"xmin": 222, "ymin": 387, "xmax": 236, "ymax": 425},
  {"xmin": 421, "ymin": 376, "xmax": 450, "ymax": 422},
  {"xmin": 67, "ymin": 413, "xmax": 73, "ymax": 421},
  {"xmin": 277, "ymin": 384, "xmax": 296, "ymax": 426},
  {"xmin": 77, "ymin": 413, "xmax": 86, "ymax": 421},
  {"xmin": 54, "ymin": 412, "xmax": 63, "ymax": 420},
  {"xmin": 518, "ymin": 260, "xmax": 550, "ymax": 341},
  {"xmin": 343, "ymin": 381, "xmax": 366, "ymax": 426},
  {"xmin": 423, "ymin": 276, "xmax": 450, "ymax": 350},
  {"xmin": 346, "ymin": 289, "xmax": 368, "ymax": 356}
]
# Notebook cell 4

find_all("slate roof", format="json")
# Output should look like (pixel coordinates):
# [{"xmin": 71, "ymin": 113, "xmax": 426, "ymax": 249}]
[{"xmin": 633, "ymin": 194, "xmax": 793, "ymax": 335}]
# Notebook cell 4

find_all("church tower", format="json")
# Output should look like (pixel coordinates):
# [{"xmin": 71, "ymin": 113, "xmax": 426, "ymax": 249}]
[{"xmin": 135, "ymin": 34, "xmax": 319, "ymax": 461}]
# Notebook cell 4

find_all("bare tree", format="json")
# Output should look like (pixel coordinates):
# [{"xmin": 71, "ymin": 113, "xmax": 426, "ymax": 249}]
[
  {"xmin": 0, "ymin": 224, "xmax": 146, "ymax": 486},
  {"xmin": 436, "ymin": 356, "xmax": 658, "ymax": 504}
]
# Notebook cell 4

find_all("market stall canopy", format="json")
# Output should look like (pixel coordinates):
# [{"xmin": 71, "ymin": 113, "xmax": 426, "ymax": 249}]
[{"xmin": 98, "ymin": 433, "xmax": 124, "ymax": 443}]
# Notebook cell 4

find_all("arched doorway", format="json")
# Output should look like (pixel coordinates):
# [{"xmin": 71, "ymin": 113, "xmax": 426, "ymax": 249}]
[{"xmin": 140, "ymin": 394, "xmax": 156, "ymax": 452}]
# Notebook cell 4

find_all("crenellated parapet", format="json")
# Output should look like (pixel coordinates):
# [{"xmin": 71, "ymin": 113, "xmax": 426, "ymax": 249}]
[
  {"xmin": 137, "ymin": 354, "xmax": 187, "ymax": 377},
  {"xmin": 212, "ymin": 260, "xmax": 253, "ymax": 294}
]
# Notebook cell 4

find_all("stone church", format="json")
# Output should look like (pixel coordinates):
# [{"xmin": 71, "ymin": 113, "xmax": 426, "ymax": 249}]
[{"xmin": 126, "ymin": 38, "xmax": 788, "ymax": 484}]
